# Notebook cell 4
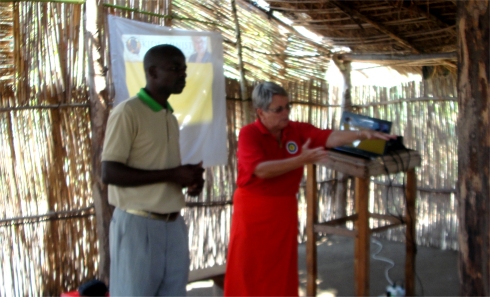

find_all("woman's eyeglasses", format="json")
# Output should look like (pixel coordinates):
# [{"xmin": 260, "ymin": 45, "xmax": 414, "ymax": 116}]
[{"xmin": 266, "ymin": 103, "xmax": 292, "ymax": 114}]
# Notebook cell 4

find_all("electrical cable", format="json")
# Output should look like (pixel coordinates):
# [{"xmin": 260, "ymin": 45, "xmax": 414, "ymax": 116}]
[
  {"xmin": 392, "ymin": 149, "xmax": 418, "ymax": 256},
  {"xmin": 373, "ymin": 142, "xmax": 426, "ymax": 296},
  {"xmin": 377, "ymin": 148, "xmax": 415, "ymax": 296},
  {"xmin": 416, "ymin": 271, "xmax": 425, "ymax": 296},
  {"xmin": 387, "ymin": 147, "xmax": 426, "ymax": 296},
  {"xmin": 394, "ymin": 148, "xmax": 425, "ymax": 296},
  {"xmin": 371, "ymin": 238, "xmax": 395, "ymax": 286},
  {"xmin": 380, "ymin": 153, "xmax": 404, "ymax": 221}
]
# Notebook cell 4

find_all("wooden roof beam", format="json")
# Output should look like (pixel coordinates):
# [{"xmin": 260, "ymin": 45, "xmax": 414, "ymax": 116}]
[
  {"xmin": 337, "ymin": 51, "xmax": 457, "ymax": 62},
  {"xmin": 330, "ymin": 0, "xmax": 422, "ymax": 54},
  {"xmin": 337, "ymin": 52, "xmax": 457, "ymax": 70}
]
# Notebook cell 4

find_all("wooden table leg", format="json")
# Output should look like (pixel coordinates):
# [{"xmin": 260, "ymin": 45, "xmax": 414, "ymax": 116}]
[
  {"xmin": 306, "ymin": 164, "xmax": 317, "ymax": 296},
  {"xmin": 405, "ymin": 168, "xmax": 416, "ymax": 296},
  {"xmin": 355, "ymin": 177, "xmax": 370, "ymax": 296}
]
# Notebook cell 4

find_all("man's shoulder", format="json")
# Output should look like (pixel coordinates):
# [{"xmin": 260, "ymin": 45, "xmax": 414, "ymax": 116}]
[
  {"xmin": 114, "ymin": 95, "xmax": 141, "ymax": 108},
  {"xmin": 110, "ymin": 96, "xmax": 144, "ymax": 114}
]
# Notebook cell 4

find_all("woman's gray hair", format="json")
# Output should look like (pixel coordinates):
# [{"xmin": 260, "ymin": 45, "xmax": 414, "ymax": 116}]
[{"xmin": 251, "ymin": 82, "xmax": 288, "ymax": 110}]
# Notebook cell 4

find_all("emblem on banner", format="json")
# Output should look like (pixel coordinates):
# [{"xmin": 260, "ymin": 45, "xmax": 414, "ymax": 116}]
[
  {"xmin": 126, "ymin": 37, "xmax": 141, "ymax": 55},
  {"xmin": 286, "ymin": 141, "xmax": 298, "ymax": 154}
]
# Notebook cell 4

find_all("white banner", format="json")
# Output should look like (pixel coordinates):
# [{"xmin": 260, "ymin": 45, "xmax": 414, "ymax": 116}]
[{"xmin": 108, "ymin": 15, "xmax": 227, "ymax": 167}]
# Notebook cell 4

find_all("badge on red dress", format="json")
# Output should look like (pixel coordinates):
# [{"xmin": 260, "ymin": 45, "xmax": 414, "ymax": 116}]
[{"xmin": 286, "ymin": 141, "xmax": 298, "ymax": 154}]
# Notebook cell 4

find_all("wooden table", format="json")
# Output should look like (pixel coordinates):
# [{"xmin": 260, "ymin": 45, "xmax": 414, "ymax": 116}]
[{"xmin": 305, "ymin": 149, "xmax": 421, "ymax": 296}]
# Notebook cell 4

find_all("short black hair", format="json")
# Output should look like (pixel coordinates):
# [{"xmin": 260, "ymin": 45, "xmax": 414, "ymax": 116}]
[{"xmin": 143, "ymin": 44, "xmax": 184, "ymax": 71}]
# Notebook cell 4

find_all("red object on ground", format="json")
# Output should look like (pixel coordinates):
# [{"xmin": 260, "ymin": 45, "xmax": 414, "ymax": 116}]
[
  {"xmin": 60, "ymin": 291, "xmax": 110, "ymax": 297},
  {"xmin": 60, "ymin": 292, "xmax": 79, "ymax": 297}
]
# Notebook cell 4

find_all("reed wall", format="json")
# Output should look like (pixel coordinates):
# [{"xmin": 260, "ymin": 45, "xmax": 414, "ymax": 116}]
[{"xmin": 0, "ymin": 0, "xmax": 457, "ymax": 295}]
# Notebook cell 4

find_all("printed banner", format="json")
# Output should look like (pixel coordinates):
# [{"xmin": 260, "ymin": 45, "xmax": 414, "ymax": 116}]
[{"xmin": 108, "ymin": 15, "xmax": 227, "ymax": 167}]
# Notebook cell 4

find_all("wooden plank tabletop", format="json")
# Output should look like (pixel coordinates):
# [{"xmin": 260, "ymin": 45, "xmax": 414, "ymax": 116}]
[{"xmin": 318, "ymin": 149, "xmax": 421, "ymax": 178}]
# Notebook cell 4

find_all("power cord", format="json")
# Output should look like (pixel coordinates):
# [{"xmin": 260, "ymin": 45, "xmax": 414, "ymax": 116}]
[
  {"xmin": 379, "ymin": 154, "xmax": 404, "ymax": 222},
  {"xmin": 380, "ymin": 146, "xmax": 426, "ymax": 296},
  {"xmin": 394, "ymin": 149, "xmax": 426, "ymax": 296},
  {"xmin": 372, "ymin": 238, "xmax": 407, "ymax": 297},
  {"xmin": 371, "ymin": 238, "xmax": 395, "ymax": 286}
]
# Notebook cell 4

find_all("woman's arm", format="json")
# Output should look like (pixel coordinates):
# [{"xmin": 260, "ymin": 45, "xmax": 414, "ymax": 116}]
[
  {"xmin": 325, "ymin": 130, "xmax": 396, "ymax": 148},
  {"xmin": 254, "ymin": 139, "xmax": 328, "ymax": 179}
]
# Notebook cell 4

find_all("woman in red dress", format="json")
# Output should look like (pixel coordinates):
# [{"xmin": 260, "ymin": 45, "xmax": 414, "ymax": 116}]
[{"xmin": 224, "ymin": 82, "xmax": 394, "ymax": 296}]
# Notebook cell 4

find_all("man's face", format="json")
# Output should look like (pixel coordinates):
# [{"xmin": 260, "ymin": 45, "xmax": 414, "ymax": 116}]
[{"xmin": 152, "ymin": 53, "xmax": 187, "ymax": 95}]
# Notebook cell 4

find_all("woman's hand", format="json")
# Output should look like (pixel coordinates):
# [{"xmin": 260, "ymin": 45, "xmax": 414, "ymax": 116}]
[
  {"xmin": 299, "ymin": 138, "xmax": 329, "ymax": 164},
  {"xmin": 253, "ymin": 139, "xmax": 328, "ymax": 179},
  {"xmin": 358, "ymin": 130, "xmax": 396, "ymax": 141},
  {"xmin": 326, "ymin": 130, "xmax": 396, "ymax": 148}
]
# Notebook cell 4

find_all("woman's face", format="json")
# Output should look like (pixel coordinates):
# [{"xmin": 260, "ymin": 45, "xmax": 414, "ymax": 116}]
[
  {"xmin": 192, "ymin": 36, "xmax": 207, "ymax": 53},
  {"xmin": 257, "ymin": 94, "xmax": 291, "ymax": 134}
]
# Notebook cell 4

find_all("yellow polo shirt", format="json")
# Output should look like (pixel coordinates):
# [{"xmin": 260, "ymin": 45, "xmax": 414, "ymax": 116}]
[{"xmin": 101, "ymin": 89, "xmax": 185, "ymax": 213}]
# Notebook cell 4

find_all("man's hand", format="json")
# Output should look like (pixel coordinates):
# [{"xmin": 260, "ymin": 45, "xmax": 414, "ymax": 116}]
[
  {"xmin": 173, "ymin": 162, "xmax": 204, "ymax": 187},
  {"xmin": 179, "ymin": 161, "xmax": 205, "ymax": 197},
  {"xmin": 187, "ymin": 179, "xmax": 204, "ymax": 197}
]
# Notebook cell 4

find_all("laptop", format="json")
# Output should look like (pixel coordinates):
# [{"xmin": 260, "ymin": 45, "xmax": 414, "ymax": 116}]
[{"xmin": 331, "ymin": 111, "xmax": 392, "ymax": 159}]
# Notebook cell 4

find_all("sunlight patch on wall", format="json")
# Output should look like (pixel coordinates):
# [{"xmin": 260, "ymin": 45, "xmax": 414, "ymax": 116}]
[{"xmin": 326, "ymin": 60, "xmax": 422, "ymax": 87}]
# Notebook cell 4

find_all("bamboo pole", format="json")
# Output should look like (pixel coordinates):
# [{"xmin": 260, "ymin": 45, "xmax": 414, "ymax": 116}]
[
  {"xmin": 405, "ymin": 168, "xmax": 416, "ymax": 296},
  {"xmin": 354, "ymin": 177, "xmax": 370, "ymax": 296},
  {"xmin": 230, "ymin": 0, "xmax": 250, "ymax": 122},
  {"xmin": 332, "ymin": 54, "xmax": 352, "ymax": 219},
  {"xmin": 87, "ymin": 0, "xmax": 112, "ymax": 284},
  {"xmin": 306, "ymin": 163, "xmax": 317, "ymax": 297},
  {"xmin": 164, "ymin": 0, "xmax": 172, "ymax": 27}
]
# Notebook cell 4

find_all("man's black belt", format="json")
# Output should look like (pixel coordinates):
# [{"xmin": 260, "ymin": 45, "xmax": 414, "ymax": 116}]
[{"xmin": 124, "ymin": 209, "xmax": 180, "ymax": 222}]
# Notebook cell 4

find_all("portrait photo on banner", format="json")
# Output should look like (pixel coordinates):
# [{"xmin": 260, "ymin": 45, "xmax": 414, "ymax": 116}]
[{"xmin": 108, "ymin": 15, "xmax": 227, "ymax": 167}]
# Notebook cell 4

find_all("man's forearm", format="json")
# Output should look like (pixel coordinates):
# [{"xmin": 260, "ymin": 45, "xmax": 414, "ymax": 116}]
[{"xmin": 101, "ymin": 161, "xmax": 178, "ymax": 187}]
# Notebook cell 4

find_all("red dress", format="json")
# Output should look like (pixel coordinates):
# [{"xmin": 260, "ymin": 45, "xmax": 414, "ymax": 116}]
[{"xmin": 224, "ymin": 120, "xmax": 332, "ymax": 296}]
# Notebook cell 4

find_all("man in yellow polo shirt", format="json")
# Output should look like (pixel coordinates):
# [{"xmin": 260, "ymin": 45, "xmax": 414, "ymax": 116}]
[{"xmin": 101, "ymin": 44, "xmax": 204, "ymax": 296}]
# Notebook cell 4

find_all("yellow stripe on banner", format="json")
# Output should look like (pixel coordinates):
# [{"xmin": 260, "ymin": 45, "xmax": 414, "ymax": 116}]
[
  {"xmin": 125, "ymin": 62, "xmax": 213, "ymax": 125},
  {"xmin": 125, "ymin": 62, "xmax": 146, "ymax": 97}
]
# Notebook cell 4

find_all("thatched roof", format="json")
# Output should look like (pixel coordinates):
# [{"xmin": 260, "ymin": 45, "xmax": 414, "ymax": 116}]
[
  {"xmin": 263, "ymin": 0, "xmax": 457, "ymax": 54},
  {"xmin": 259, "ymin": 0, "xmax": 457, "ymax": 73}
]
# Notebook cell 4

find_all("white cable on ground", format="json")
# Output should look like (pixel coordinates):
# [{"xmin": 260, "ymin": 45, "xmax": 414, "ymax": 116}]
[{"xmin": 371, "ymin": 238, "xmax": 395, "ymax": 286}]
